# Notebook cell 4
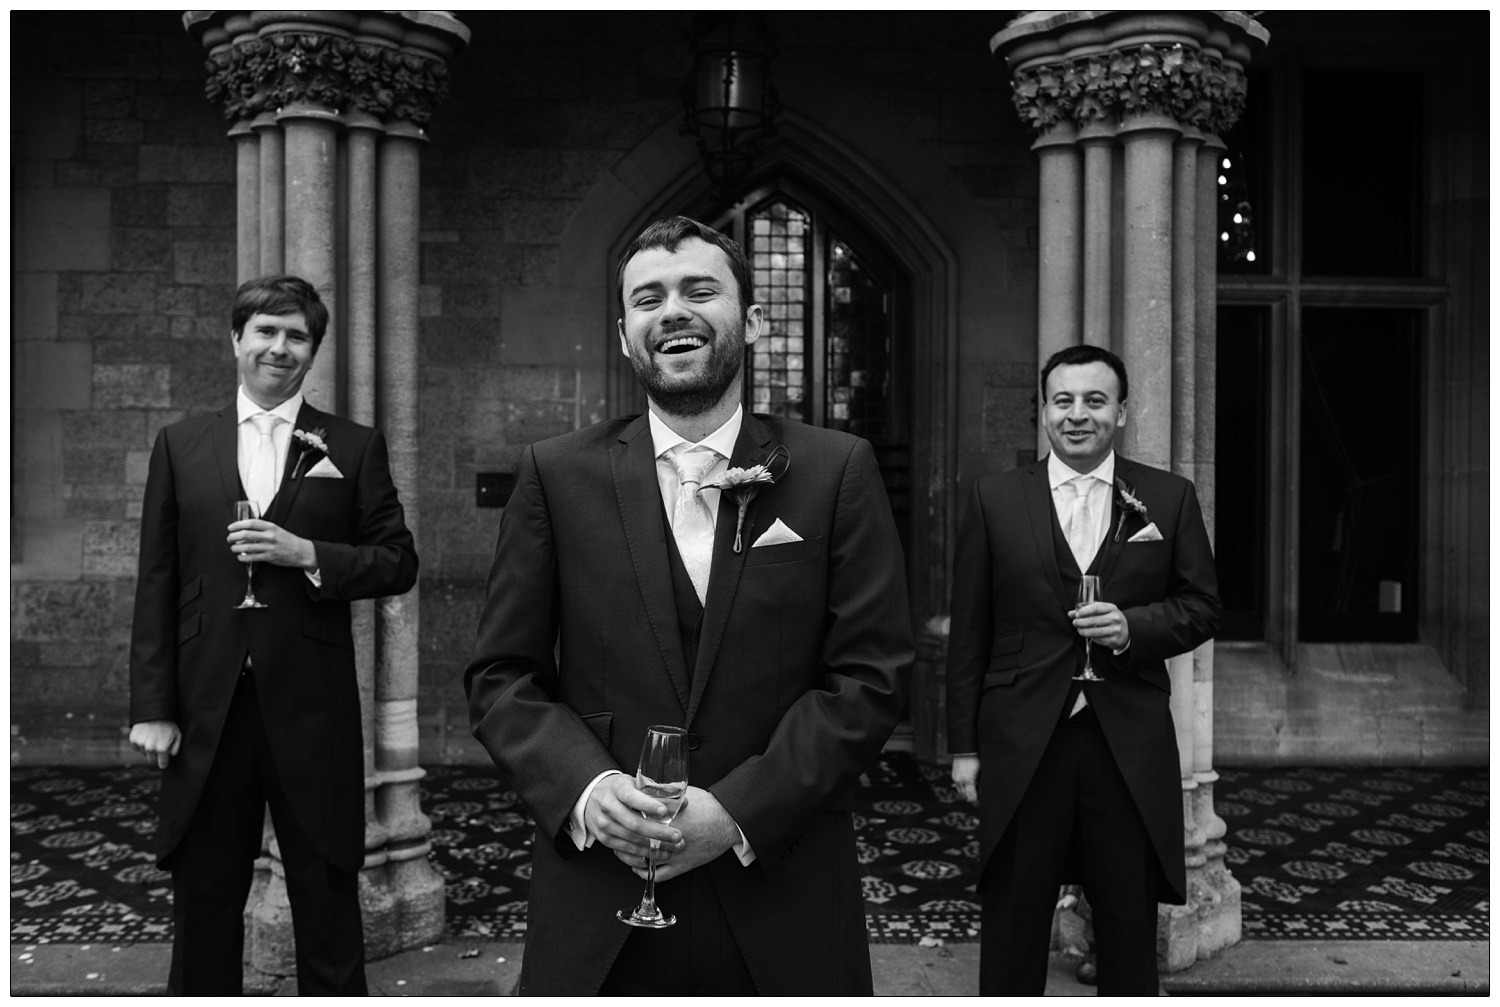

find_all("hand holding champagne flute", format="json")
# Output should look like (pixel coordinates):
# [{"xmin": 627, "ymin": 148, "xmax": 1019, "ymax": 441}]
[
  {"xmin": 1073, "ymin": 575, "xmax": 1101, "ymax": 681},
  {"xmin": 617, "ymin": 725, "xmax": 688, "ymax": 928},
  {"xmin": 233, "ymin": 500, "xmax": 268, "ymax": 609}
]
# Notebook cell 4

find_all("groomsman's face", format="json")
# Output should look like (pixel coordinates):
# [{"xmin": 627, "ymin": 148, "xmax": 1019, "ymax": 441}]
[
  {"xmin": 618, "ymin": 237, "xmax": 763, "ymax": 416},
  {"xmin": 232, "ymin": 311, "xmax": 316, "ymax": 410},
  {"xmin": 1043, "ymin": 361, "xmax": 1127, "ymax": 473}
]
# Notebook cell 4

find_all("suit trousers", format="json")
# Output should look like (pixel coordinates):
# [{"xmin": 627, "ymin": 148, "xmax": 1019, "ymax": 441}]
[
  {"xmin": 979, "ymin": 705, "xmax": 1162, "ymax": 996},
  {"xmin": 167, "ymin": 674, "xmax": 367, "ymax": 995},
  {"xmin": 598, "ymin": 861, "xmax": 758, "ymax": 995}
]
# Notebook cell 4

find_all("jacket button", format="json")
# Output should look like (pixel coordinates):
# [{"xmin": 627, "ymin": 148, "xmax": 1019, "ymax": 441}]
[{"xmin": 685, "ymin": 733, "xmax": 701, "ymax": 750}]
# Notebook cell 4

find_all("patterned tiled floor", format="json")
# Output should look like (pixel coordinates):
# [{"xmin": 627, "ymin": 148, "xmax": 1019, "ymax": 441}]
[{"xmin": 10, "ymin": 758, "xmax": 1487, "ymax": 945}]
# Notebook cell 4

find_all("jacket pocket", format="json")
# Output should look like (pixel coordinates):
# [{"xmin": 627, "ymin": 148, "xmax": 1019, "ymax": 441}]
[
  {"xmin": 988, "ymin": 626, "xmax": 1023, "ymax": 667},
  {"xmin": 580, "ymin": 712, "xmax": 612, "ymax": 748},
  {"xmin": 178, "ymin": 575, "xmax": 201, "ymax": 608},
  {"xmin": 744, "ymin": 536, "xmax": 823, "ymax": 566},
  {"xmin": 176, "ymin": 613, "xmax": 201, "ymax": 645}
]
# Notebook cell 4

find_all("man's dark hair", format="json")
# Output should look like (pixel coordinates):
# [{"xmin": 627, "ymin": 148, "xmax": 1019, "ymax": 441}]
[
  {"xmin": 1039, "ymin": 344, "xmax": 1129, "ymax": 403},
  {"xmin": 231, "ymin": 274, "xmax": 330, "ymax": 350},
  {"xmin": 615, "ymin": 216, "xmax": 753, "ymax": 316}
]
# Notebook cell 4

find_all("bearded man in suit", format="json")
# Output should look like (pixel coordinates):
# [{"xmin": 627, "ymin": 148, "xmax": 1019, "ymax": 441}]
[
  {"xmin": 466, "ymin": 216, "xmax": 913, "ymax": 995},
  {"xmin": 946, "ymin": 344, "xmax": 1220, "ymax": 995},
  {"xmin": 128, "ymin": 274, "xmax": 418, "ymax": 994}
]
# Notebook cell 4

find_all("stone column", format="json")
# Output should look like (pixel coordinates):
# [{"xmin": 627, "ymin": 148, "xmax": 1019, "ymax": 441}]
[
  {"xmin": 1034, "ymin": 123, "xmax": 1083, "ymax": 456},
  {"xmin": 185, "ymin": 9, "xmax": 470, "ymax": 974},
  {"xmin": 1079, "ymin": 121, "xmax": 1116, "ymax": 349},
  {"xmin": 992, "ymin": 9, "xmax": 1266, "ymax": 974}
]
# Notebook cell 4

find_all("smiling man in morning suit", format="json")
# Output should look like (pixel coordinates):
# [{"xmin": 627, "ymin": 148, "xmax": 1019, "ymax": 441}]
[
  {"xmin": 128, "ymin": 274, "xmax": 417, "ymax": 994},
  {"xmin": 946, "ymin": 344, "xmax": 1220, "ymax": 994},
  {"xmin": 466, "ymin": 216, "xmax": 914, "ymax": 995}
]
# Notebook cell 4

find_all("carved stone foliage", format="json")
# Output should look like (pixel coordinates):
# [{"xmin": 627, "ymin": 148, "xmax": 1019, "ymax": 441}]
[
  {"xmin": 204, "ymin": 32, "xmax": 451, "ymax": 126},
  {"xmin": 1012, "ymin": 43, "xmax": 1248, "ymax": 136}
]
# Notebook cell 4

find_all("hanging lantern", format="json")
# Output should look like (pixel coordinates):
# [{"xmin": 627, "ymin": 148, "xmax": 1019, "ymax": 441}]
[{"xmin": 680, "ymin": 13, "xmax": 780, "ymax": 197}]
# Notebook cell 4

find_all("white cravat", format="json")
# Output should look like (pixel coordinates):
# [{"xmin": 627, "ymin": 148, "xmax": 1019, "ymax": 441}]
[
  {"xmin": 668, "ymin": 444, "xmax": 719, "ymax": 604},
  {"xmin": 244, "ymin": 413, "xmax": 280, "ymax": 512}
]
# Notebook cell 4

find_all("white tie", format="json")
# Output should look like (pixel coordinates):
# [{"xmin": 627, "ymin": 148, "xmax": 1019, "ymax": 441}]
[
  {"xmin": 1068, "ymin": 475, "xmax": 1097, "ymax": 572},
  {"xmin": 245, "ymin": 413, "xmax": 280, "ymax": 511},
  {"xmin": 669, "ymin": 446, "xmax": 718, "ymax": 604}
]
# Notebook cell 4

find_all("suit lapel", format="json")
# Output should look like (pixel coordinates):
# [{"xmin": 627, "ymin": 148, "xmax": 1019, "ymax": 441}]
[
  {"xmin": 1096, "ymin": 457, "xmax": 1135, "ymax": 589},
  {"xmin": 214, "ymin": 407, "xmax": 243, "ymax": 513},
  {"xmin": 610, "ymin": 416, "xmax": 691, "ymax": 712},
  {"xmin": 685, "ymin": 413, "xmax": 773, "ymax": 726},
  {"xmin": 266, "ymin": 402, "xmax": 318, "ymax": 526},
  {"xmin": 1024, "ymin": 460, "xmax": 1075, "ymax": 615}
]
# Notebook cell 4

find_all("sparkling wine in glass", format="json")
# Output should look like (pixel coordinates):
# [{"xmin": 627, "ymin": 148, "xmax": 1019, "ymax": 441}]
[
  {"xmin": 617, "ymin": 725, "xmax": 688, "ymax": 928},
  {"xmin": 1073, "ymin": 575, "xmax": 1102, "ymax": 681},
  {"xmin": 234, "ymin": 500, "xmax": 268, "ymax": 609}
]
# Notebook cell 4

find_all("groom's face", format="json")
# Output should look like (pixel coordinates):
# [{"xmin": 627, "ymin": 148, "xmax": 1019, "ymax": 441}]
[
  {"xmin": 233, "ymin": 310, "xmax": 316, "ymax": 410},
  {"xmin": 618, "ymin": 237, "xmax": 763, "ymax": 416},
  {"xmin": 1043, "ymin": 360, "xmax": 1127, "ymax": 473}
]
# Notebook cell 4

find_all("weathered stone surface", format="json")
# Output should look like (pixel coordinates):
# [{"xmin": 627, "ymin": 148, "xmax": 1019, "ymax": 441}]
[
  {"xmin": 17, "ymin": 344, "xmax": 92, "ymax": 410},
  {"xmin": 15, "ymin": 271, "xmax": 60, "ymax": 341},
  {"xmin": 54, "ymin": 158, "xmax": 140, "ymax": 189},
  {"xmin": 85, "ymin": 117, "xmax": 144, "ymax": 143},
  {"xmin": 12, "ymin": 579, "xmax": 128, "ymax": 642},
  {"xmin": 170, "ymin": 354, "xmax": 236, "ymax": 410},
  {"xmin": 82, "ymin": 79, "xmax": 135, "ymax": 119},
  {"xmin": 172, "ymin": 240, "xmax": 234, "ymax": 285},
  {"xmin": 15, "ymin": 189, "xmax": 112, "ymax": 272},
  {"xmin": 112, "ymin": 227, "xmax": 172, "ymax": 272},
  {"xmin": 83, "ymin": 520, "xmax": 140, "ymax": 556},
  {"xmin": 79, "ymin": 273, "xmax": 157, "ymax": 314},
  {"xmin": 155, "ymin": 285, "xmax": 198, "ymax": 316},
  {"xmin": 138, "ymin": 144, "xmax": 235, "ymax": 184},
  {"xmin": 11, "ymin": 520, "xmax": 84, "ymax": 581},
  {"xmin": 169, "ymin": 316, "xmax": 223, "ymax": 341},
  {"xmin": 166, "ymin": 184, "xmax": 237, "ymax": 228},
  {"xmin": 94, "ymin": 364, "xmax": 171, "ymax": 409},
  {"xmin": 113, "ymin": 184, "xmax": 169, "ymax": 227},
  {"xmin": 62, "ymin": 447, "xmax": 124, "ymax": 485},
  {"xmin": 62, "ymin": 409, "xmax": 146, "ymax": 448}
]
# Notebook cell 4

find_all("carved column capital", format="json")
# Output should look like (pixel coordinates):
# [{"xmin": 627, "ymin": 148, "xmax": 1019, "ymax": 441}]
[
  {"xmin": 188, "ymin": 11, "xmax": 469, "ymax": 128},
  {"xmin": 996, "ymin": 11, "xmax": 1264, "ymax": 138}
]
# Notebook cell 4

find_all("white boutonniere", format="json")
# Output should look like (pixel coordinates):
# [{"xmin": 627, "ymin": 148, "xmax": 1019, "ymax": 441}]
[
  {"xmin": 290, "ymin": 427, "xmax": 329, "ymax": 479},
  {"xmin": 1113, "ymin": 476, "xmax": 1149, "ymax": 542},
  {"xmin": 702, "ymin": 444, "xmax": 791, "ymax": 553}
]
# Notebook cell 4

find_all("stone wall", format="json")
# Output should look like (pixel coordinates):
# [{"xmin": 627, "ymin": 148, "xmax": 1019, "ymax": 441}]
[
  {"xmin": 10, "ymin": 11, "xmax": 1041, "ymax": 764},
  {"xmin": 12, "ymin": 12, "xmax": 238, "ymax": 761}
]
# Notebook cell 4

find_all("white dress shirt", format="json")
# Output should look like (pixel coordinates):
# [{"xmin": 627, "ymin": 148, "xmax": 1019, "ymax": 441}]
[
  {"xmin": 567, "ymin": 405, "xmax": 755, "ymax": 864},
  {"xmin": 1047, "ymin": 449, "xmax": 1114, "ymax": 573},
  {"xmin": 1049, "ymin": 450, "xmax": 1117, "ymax": 716},
  {"xmin": 236, "ymin": 386, "xmax": 302, "ymax": 506},
  {"xmin": 235, "ymin": 386, "xmax": 320, "ymax": 587}
]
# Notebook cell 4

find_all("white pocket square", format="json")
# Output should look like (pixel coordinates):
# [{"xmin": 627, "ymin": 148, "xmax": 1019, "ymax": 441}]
[
  {"xmin": 304, "ymin": 456, "xmax": 344, "ymax": 479},
  {"xmin": 751, "ymin": 518, "xmax": 803, "ymax": 548},
  {"xmin": 1128, "ymin": 521, "xmax": 1163, "ymax": 542}
]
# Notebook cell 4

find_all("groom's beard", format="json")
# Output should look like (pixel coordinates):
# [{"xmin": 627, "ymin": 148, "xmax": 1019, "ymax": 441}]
[{"xmin": 630, "ymin": 316, "xmax": 746, "ymax": 417}]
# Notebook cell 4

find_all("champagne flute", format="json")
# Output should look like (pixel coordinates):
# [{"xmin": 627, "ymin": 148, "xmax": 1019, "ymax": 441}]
[
  {"xmin": 617, "ymin": 725, "xmax": 688, "ymax": 928},
  {"xmin": 233, "ymin": 500, "xmax": 268, "ymax": 609},
  {"xmin": 1073, "ymin": 575, "xmax": 1102, "ymax": 681}
]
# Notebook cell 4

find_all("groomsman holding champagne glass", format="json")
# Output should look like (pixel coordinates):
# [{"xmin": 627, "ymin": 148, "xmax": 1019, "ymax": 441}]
[
  {"xmin": 128, "ymin": 275, "xmax": 417, "ymax": 994},
  {"xmin": 946, "ymin": 345, "xmax": 1221, "ymax": 994}
]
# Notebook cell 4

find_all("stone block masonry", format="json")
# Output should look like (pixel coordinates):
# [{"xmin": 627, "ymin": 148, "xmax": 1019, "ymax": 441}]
[{"xmin": 11, "ymin": 13, "xmax": 240, "ymax": 761}]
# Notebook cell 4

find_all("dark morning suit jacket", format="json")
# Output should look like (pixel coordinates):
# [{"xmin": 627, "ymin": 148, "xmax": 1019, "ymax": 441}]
[
  {"xmin": 945, "ymin": 455, "xmax": 1220, "ymax": 903},
  {"xmin": 465, "ymin": 412, "xmax": 914, "ymax": 996},
  {"xmin": 129, "ymin": 401, "xmax": 418, "ymax": 873}
]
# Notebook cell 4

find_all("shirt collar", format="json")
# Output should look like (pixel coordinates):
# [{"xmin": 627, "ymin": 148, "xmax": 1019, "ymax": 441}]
[
  {"xmin": 649, "ymin": 404, "xmax": 743, "ymax": 462},
  {"xmin": 1047, "ymin": 450, "xmax": 1115, "ymax": 491},
  {"xmin": 237, "ymin": 386, "xmax": 304, "ymax": 427}
]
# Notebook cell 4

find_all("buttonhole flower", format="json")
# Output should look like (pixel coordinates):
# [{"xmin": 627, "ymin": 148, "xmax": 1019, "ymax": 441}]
[{"xmin": 701, "ymin": 444, "xmax": 791, "ymax": 553}]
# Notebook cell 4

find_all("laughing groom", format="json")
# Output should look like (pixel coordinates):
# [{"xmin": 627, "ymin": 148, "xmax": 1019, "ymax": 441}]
[{"xmin": 466, "ymin": 216, "xmax": 914, "ymax": 995}]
